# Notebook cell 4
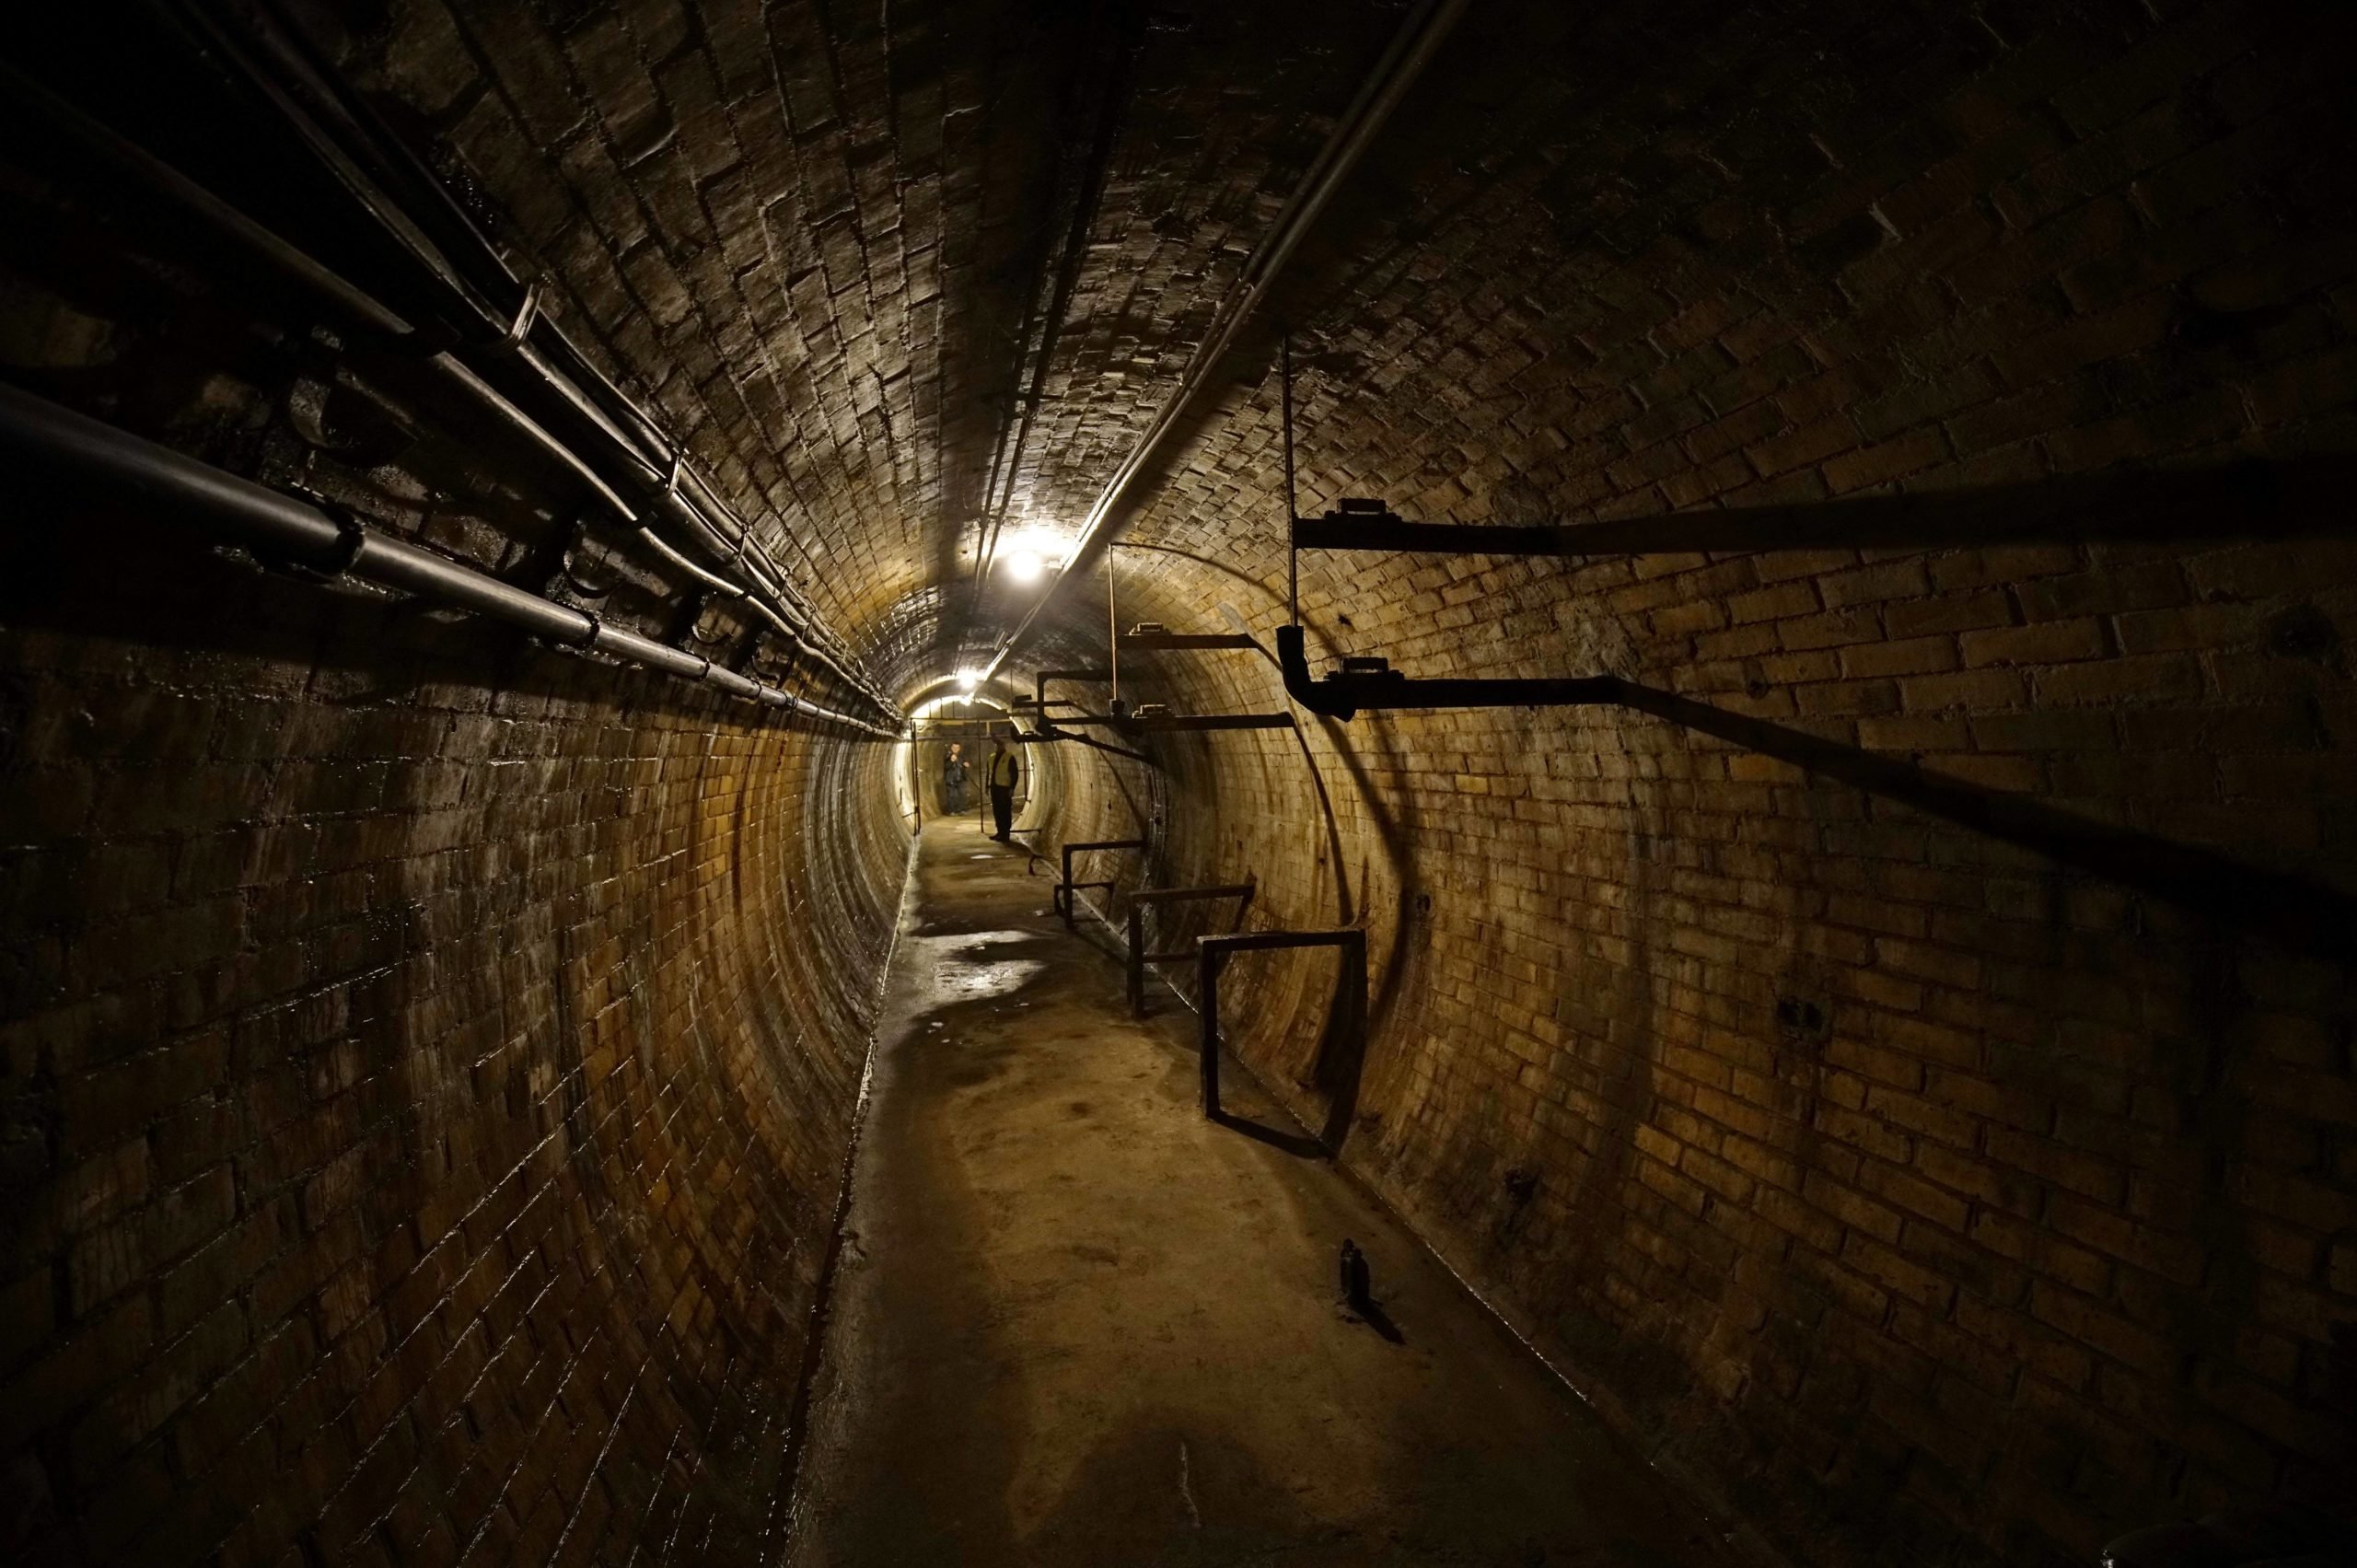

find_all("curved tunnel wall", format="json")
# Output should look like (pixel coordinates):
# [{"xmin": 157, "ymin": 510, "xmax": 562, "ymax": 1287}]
[
  {"xmin": 0, "ymin": 265, "xmax": 913, "ymax": 1563},
  {"xmin": 1, "ymin": 537, "xmax": 911, "ymax": 1565},
  {"xmin": 954, "ymin": 0, "xmax": 2357, "ymax": 1556},
  {"xmin": 1039, "ymin": 372, "xmax": 2357, "ymax": 1568},
  {"xmin": 983, "ymin": 450, "xmax": 2357, "ymax": 1568},
  {"xmin": 6, "ymin": 1, "xmax": 2356, "ymax": 1566},
  {"xmin": 1082, "ymin": 528, "xmax": 2356, "ymax": 1568}
]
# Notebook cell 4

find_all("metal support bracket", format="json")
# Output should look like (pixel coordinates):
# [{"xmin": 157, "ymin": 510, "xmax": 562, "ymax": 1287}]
[
  {"xmin": 1054, "ymin": 838, "xmax": 1145, "ymax": 930},
  {"xmin": 1125, "ymin": 883, "xmax": 1255, "ymax": 1016},
  {"xmin": 1120, "ymin": 630, "xmax": 1259, "ymax": 650},
  {"xmin": 1197, "ymin": 928, "xmax": 1365, "ymax": 1120},
  {"xmin": 1033, "ymin": 668, "xmax": 1115, "ymax": 730},
  {"xmin": 1276, "ymin": 624, "xmax": 1620, "ymax": 720},
  {"xmin": 493, "ymin": 281, "xmax": 541, "ymax": 353},
  {"xmin": 1048, "ymin": 711, "xmax": 1297, "ymax": 733}
]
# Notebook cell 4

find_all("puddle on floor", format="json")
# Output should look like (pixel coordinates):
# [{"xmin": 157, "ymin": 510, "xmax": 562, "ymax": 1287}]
[
  {"xmin": 932, "ymin": 958, "xmax": 1046, "ymax": 1001},
  {"xmin": 924, "ymin": 930, "xmax": 1051, "ymax": 1003}
]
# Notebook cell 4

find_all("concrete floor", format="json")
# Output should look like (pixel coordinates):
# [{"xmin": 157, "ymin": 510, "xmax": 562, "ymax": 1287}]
[{"xmin": 787, "ymin": 818, "xmax": 1742, "ymax": 1567}]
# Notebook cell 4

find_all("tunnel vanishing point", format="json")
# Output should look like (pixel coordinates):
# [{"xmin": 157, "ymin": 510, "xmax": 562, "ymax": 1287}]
[{"xmin": 4, "ymin": 2, "xmax": 2356, "ymax": 1565}]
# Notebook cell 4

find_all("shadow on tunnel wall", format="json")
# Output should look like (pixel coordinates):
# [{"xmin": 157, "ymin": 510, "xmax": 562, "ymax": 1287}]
[
  {"xmin": 1295, "ymin": 454, "xmax": 2357, "ymax": 552},
  {"xmin": 0, "ymin": 493, "xmax": 860, "ymax": 738},
  {"xmin": 1608, "ymin": 682, "xmax": 2356, "ymax": 960},
  {"xmin": 1109, "ymin": 540, "xmax": 1422, "ymax": 1157}
]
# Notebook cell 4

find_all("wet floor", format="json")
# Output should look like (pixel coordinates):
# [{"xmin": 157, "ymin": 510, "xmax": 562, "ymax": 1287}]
[{"xmin": 786, "ymin": 817, "xmax": 1743, "ymax": 1567}]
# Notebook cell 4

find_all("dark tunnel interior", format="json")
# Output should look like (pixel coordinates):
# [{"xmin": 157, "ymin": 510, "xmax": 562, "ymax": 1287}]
[{"xmin": 3, "ymin": 2, "xmax": 2355, "ymax": 1565}]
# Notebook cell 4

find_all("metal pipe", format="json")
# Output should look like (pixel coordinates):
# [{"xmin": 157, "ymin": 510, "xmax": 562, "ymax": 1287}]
[
  {"xmin": 981, "ymin": 0, "xmax": 1470, "ymax": 682},
  {"xmin": 1048, "ymin": 713, "xmax": 1297, "ymax": 732},
  {"xmin": 431, "ymin": 343, "xmax": 884, "ymax": 703},
  {"xmin": 7, "ymin": 42, "xmax": 893, "ymax": 720},
  {"xmin": 170, "ymin": 0, "xmax": 898, "ymax": 720},
  {"xmin": 967, "ymin": 10, "xmax": 1140, "ymax": 609},
  {"xmin": 633, "ymin": 526, "xmax": 760, "ymax": 606},
  {"xmin": 1276, "ymin": 627, "xmax": 1622, "ymax": 720},
  {"xmin": 706, "ymin": 664, "xmax": 761, "ymax": 700},
  {"xmin": 588, "ymin": 622, "xmax": 711, "ymax": 681},
  {"xmin": 0, "ymin": 385, "xmax": 902, "ymax": 738},
  {"xmin": 0, "ymin": 385, "xmax": 347, "ymax": 558},
  {"xmin": 1283, "ymin": 334, "xmax": 1298, "ymax": 623},
  {"xmin": 352, "ymin": 535, "xmax": 596, "ymax": 645},
  {"xmin": 442, "ymin": 331, "xmax": 879, "ymax": 703},
  {"xmin": 500, "ymin": 325, "xmax": 886, "ymax": 703},
  {"xmin": 1065, "ymin": 733, "xmax": 1156, "ymax": 766},
  {"xmin": 1271, "ymin": 622, "xmax": 2354, "ymax": 958},
  {"xmin": 424, "ymin": 353, "xmax": 636, "ymax": 520},
  {"xmin": 1120, "ymin": 631, "xmax": 1258, "ymax": 650},
  {"xmin": 1127, "ymin": 713, "xmax": 1295, "ymax": 733},
  {"xmin": 784, "ymin": 693, "xmax": 900, "ymax": 737}
]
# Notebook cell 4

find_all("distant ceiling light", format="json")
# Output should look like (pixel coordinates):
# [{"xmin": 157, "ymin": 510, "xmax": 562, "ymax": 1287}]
[
  {"xmin": 1002, "ymin": 548, "xmax": 1045, "ymax": 583},
  {"xmin": 956, "ymin": 668, "xmax": 981, "ymax": 692}
]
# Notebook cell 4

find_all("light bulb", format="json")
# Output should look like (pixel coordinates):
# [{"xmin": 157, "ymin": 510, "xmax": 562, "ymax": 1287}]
[{"xmin": 1002, "ymin": 548, "xmax": 1044, "ymax": 583}]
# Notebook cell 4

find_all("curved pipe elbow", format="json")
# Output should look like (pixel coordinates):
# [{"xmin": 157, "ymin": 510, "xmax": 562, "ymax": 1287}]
[{"xmin": 1276, "ymin": 625, "xmax": 1354, "ymax": 720}]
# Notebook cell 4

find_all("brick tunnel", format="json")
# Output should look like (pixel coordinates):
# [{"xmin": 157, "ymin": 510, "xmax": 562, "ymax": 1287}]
[{"xmin": 3, "ymin": 1, "xmax": 2355, "ymax": 1564}]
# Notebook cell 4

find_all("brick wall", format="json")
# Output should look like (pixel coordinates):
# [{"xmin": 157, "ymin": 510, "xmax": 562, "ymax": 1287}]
[
  {"xmin": 7, "ymin": 1, "xmax": 2357, "ymax": 1565},
  {"xmin": 1, "ymin": 617, "xmax": 906, "ymax": 1564},
  {"xmin": 1083, "ymin": 4, "xmax": 2357, "ymax": 1565},
  {"xmin": 0, "ymin": 134, "xmax": 910, "ymax": 1567}
]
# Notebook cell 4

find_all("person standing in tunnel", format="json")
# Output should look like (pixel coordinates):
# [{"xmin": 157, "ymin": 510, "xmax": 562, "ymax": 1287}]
[
  {"xmin": 941, "ymin": 741, "xmax": 969, "ymax": 815},
  {"xmin": 987, "ymin": 733, "xmax": 1020, "ymax": 842}
]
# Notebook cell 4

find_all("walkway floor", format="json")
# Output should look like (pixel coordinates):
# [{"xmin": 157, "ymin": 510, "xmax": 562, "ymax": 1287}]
[{"xmin": 787, "ymin": 817, "xmax": 1740, "ymax": 1567}]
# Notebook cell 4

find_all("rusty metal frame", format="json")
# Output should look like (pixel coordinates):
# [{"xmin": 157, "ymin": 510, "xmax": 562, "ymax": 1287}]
[
  {"xmin": 1052, "ymin": 838, "xmax": 1145, "ymax": 929},
  {"xmin": 1125, "ymin": 884, "xmax": 1255, "ymax": 1016},
  {"xmin": 1034, "ymin": 668, "xmax": 1113, "ymax": 724},
  {"xmin": 1196, "ymin": 928, "xmax": 1365, "ymax": 1119},
  {"xmin": 1277, "ymin": 624, "xmax": 1620, "ymax": 718}
]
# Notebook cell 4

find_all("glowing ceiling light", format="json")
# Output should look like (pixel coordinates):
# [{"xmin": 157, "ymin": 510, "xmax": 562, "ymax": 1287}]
[
  {"xmin": 1001, "ymin": 547, "xmax": 1045, "ymax": 583},
  {"xmin": 956, "ymin": 668, "xmax": 981, "ymax": 692}
]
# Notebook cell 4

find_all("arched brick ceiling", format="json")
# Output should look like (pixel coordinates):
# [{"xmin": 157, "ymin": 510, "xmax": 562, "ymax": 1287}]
[
  {"xmin": 7, "ymin": 5, "xmax": 2357, "ymax": 1565},
  {"xmin": 347, "ymin": 0, "xmax": 2357, "ymax": 728},
  {"xmin": 347, "ymin": 0, "xmax": 1410, "ymax": 681}
]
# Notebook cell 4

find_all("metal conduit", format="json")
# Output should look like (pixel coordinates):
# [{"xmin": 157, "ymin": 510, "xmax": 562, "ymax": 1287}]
[
  {"xmin": 166, "ymin": 0, "xmax": 897, "ymax": 718},
  {"xmin": 420, "ymin": 350, "xmax": 827, "ymax": 657},
  {"xmin": 978, "ymin": 0, "xmax": 1469, "ymax": 683},
  {"xmin": 967, "ymin": 11, "xmax": 1142, "ymax": 610},
  {"xmin": 6, "ymin": 42, "xmax": 880, "ymax": 710},
  {"xmin": 0, "ymin": 384, "xmax": 903, "ymax": 740}
]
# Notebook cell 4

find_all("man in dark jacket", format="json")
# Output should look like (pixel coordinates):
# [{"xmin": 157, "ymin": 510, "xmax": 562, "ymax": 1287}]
[
  {"xmin": 941, "ymin": 741, "xmax": 969, "ymax": 815},
  {"xmin": 986, "ymin": 735, "xmax": 1019, "ymax": 841}
]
